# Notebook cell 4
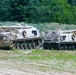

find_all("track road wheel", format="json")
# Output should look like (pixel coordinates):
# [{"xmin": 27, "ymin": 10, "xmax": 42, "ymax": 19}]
[
  {"xmin": 24, "ymin": 43, "xmax": 28, "ymax": 50},
  {"xmin": 60, "ymin": 46, "xmax": 63, "ymax": 50},
  {"xmin": 17, "ymin": 43, "xmax": 21, "ymax": 50},
  {"xmin": 33, "ymin": 43, "xmax": 36, "ymax": 49},
  {"xmin": 10, "ymin": 42, "xmax": 16, "ymax": 50},
  {"xmin": 12, "ymin": 44, "xmax": 16, "ymax": 50},
  {"xmin": 27, "ymin": 43, "xmax": 31, "ymax": 50},
  {"xmin": 38, "ymin": 40, "xmax": 41, "ymax": 45},
  {"xmin": 63, "ymin": 45, "xmax": 67, "ymax": 50},
  {"xmin": 21, "ymin": 43, "xmax": 25, "ymax": 50},
  {"xmin": 72, "ymin": 45, "xmax": 75, "ymax": 50},
  {"xmin": 67, "ymin": 46, "xmax": 71, "ymax": 50},
  {"xmin": 29, "ymin": 43, "xmax": 32, "ymax": 49}
]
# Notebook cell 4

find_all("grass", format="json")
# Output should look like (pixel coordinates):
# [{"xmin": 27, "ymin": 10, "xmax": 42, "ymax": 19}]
[
  {"xmin": 0, "ymin": 49, "xmax": 76, "ymax": 61},
  {"xmin": 0, "ymin": 49, "xmax": 76, "ymax": 73},
  {"xmin": 24, "ymin": 50, "xmax": 76, "ymax": 61}
]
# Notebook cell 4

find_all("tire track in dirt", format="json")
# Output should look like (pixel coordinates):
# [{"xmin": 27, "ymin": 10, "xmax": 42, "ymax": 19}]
[
  {"xmin": 0, "ymin": 68, "xmax": 74, "ymax": 75},
  {"xmin": 0, "ymin": 68, "xmax": 53, "ymax": 75},
  {"xmin": 0, "ymin": 68, "xmax": 36, "ymax": 75}
]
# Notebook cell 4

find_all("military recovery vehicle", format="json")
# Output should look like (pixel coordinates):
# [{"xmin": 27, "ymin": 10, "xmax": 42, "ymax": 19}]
[
  {"xmin": 0, "ymin": 24, "xmax": 42, "ymax": 50},
  {"xmin": 43, "ymin": 29, "xmax": 76, "ymax": 50}
]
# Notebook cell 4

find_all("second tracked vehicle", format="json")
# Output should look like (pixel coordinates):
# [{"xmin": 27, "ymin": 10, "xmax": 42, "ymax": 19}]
[{"xmin": 43, "ymin": 29, "xmax": 76, "ymax": 50}]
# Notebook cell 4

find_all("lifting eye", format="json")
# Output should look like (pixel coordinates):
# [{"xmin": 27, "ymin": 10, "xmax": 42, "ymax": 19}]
[
  {"xmin": 22, "ymin": 30, "xmax": 26, "ymax": 37},
  {"xmin": 72, "ymin": 34, "xmax": 75, "ymax": 41}
]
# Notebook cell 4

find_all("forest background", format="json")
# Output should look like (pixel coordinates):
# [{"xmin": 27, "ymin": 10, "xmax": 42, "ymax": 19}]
[{"xmin": 0, "ymin": 0, "xmax": 76, "ymax": 24}]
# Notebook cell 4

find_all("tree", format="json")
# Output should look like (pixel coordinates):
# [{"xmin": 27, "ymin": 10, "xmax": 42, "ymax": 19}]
[
  {"xmin": 0, "ymin": 0, "xmax": 76, "ymax": 24},
  {"xmin": 68, "ymin": 0, "xmax": 76, "ymax": 6},
  {"xmin": 0, "ymin": 0, "xmax": 10, "ymax": 21},
  {"xmin": 8, "ymin": 0, "xmax": 27, "ymax": 21}
]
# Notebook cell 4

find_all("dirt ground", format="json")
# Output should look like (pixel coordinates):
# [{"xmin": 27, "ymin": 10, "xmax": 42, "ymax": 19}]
[
  {"xmin": 0, "ymin": 67, "xmax": 74, "ymax": 75},
  {"xmin": 0, "ymin": 50, "xmax": 76, "ymax": 75}
]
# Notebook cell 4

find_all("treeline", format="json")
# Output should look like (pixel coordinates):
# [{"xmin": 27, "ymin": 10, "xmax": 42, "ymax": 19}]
[{"xmin": 0, "ymin": 0, "xmax": 76, "ymax": 24}]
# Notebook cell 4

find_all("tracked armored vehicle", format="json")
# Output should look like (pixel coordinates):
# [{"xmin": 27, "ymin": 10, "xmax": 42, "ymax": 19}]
[
  {"xmin": 0, "ymin": 24, "xmax": 42, "ymax": 50},
  {"xmin": 43, "ymin": 29, "xmax": 76, "ymax": 50}
]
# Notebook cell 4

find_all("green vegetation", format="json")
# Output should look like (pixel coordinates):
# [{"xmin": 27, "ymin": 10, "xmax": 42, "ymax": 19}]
[
  {"xmin": 0, "ymin": 49, "xmax": 76, "ymax": 62},
  {"xmin": 0, "ymin": 22, "xmax": 76, "ymax": 32},
  {"xmin": 0, "ymin": 49, "xmax": 76, "ymax": 72},
  {"xmin": 0, "ymin": 50, "xmax": 76, "ymax": 62},
  {"xmin": 0, "ymin": 0, "xmax": 76, "ymax": 24}
]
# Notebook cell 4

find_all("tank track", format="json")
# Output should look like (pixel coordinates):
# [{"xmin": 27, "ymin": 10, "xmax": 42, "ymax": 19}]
[
  {"xmin": 43, "ymin": 43, "xmax": 76, "ymax": 50},
  {"xmin": 12, "ymin": 39, "xmax": 42, "ymax": 50}
]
